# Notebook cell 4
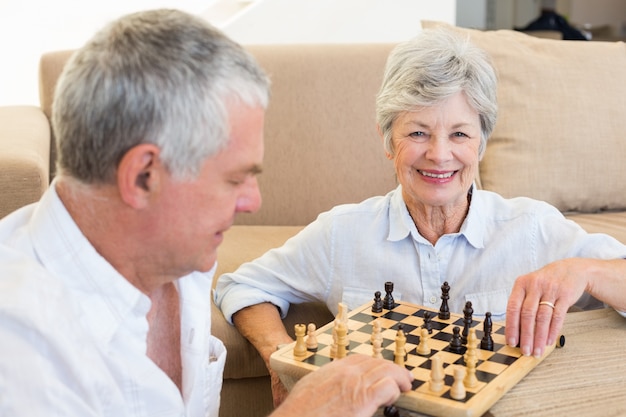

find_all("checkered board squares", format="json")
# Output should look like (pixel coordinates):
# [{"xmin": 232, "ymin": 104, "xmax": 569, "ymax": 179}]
[{"xmin": 271, "ymin": 301, "xmax": 556, "ymax": 417}]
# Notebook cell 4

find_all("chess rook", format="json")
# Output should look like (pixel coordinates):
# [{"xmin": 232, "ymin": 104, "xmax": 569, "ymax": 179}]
[
  {"xmin": 293, "ymin": 324, "xmax": 307, "ymax": 357},
  {"xmin": 383, "ymin": 281, "xmax": 395, "ymax": 310}
]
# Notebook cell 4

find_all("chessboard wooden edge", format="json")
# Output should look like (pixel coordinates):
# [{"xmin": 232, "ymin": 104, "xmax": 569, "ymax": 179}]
[
  {"xmin": 395, "ymin": 343, "xmax": 555, "ymax": 417},
  {"xmin": 270, "ymin": 300, "xmax": 557, "ymax": 417}
]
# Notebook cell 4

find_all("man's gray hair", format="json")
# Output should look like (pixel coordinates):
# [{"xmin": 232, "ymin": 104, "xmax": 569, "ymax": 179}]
[{"xmin": 53, "ymin": 8, "xmax": 270, "ymax": 183}]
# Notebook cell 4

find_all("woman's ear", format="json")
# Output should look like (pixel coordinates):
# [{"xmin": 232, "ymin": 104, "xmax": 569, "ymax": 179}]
[
  {"xmin": 116, "ymin": 144, "xmax": 162, "ymax": 209},
  {"xmin": 377, "ymin": 124, "xmax": 393, "ymax": 160}
]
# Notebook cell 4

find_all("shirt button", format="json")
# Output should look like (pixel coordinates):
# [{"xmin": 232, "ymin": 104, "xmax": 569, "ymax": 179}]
[{"xmin": 429, "ymin": 296, "xmax": 437, "ymax": 304}]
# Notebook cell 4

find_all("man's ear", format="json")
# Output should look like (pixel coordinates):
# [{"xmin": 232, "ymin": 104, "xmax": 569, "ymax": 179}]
[{"xmin": 116, "ymin": 144, "xmax": 162, "ymax": 209}]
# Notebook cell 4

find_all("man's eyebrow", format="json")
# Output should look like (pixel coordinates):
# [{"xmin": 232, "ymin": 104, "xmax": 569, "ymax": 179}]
[{"xmin": 248, "ymin": 164, "xmax": 263, "ymax": 175}]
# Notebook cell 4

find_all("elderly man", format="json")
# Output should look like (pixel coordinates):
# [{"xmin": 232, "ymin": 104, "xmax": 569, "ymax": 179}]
[{"xmin": 0, "ymin": 9, "xmax": 412, "ymax": 417}]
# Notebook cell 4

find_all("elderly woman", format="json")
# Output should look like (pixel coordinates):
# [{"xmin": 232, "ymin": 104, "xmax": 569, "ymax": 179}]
[{"xmin": 215, "ymin": 27, "xmax": 626, "ymax": 404}]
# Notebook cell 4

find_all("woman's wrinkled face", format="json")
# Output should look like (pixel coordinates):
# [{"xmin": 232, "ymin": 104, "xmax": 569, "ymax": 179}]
[{"xmin": 389, "ymin": 91, "xmax": 482, "ymax": 212}]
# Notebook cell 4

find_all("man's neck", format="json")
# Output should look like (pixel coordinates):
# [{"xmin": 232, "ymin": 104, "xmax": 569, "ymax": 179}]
[{"xmin": 146, "ymin": 282, "xmax": 183, "ymax": 392}]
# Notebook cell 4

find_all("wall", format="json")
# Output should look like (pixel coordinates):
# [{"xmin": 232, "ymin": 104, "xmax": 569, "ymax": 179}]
[
  {"xmin": 214, "ymin": 0, "xmax": 455, "ymax": 44},
  {"xmin": 456, "ymin": 0, "xmax": 541, "ymax": 29},
  {"xmin": 568, "ymin": 0, "xmax": 626, "ymax": 36},
  {"xmin": 0, "ymin": 0, "xmax": 209, "ymax": 107},
  {"xmin": 455, "ymin": 0, "xmax": 626, "ymax": 34},
  {"xmin": 0, "ymin": 0, "xmax": 455, "ymax": 107}
]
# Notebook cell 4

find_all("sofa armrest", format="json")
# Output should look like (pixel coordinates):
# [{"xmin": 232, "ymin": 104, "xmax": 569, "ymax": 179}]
[
  {"xmin": 212, "ymin": 300, "xmax": 334, "ymax": 380},
  {"xmin": 0, "ymin": 106, "xmax": 50, "ymax": 218}
]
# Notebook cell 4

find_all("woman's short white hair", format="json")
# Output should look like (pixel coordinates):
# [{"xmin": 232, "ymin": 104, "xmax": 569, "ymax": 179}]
[{"xmin": 376, "ymin": 28, "xmax": 497, "ymax": 158}]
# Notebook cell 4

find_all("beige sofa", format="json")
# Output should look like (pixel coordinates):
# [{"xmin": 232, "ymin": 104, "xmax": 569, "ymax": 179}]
[{"xmin": 1, "ymin": 22, "xmax": 626, "ymax": 417}]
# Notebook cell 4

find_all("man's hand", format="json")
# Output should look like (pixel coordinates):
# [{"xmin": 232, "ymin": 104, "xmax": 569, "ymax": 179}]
[{"xmin": 272, "ymin": 354, "xmax": 414, "ymax": 417}]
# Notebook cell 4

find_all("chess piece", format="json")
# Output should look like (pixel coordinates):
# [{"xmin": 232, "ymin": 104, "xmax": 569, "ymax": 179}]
[
  {"xmin": 439, "ymin": 281, "xmax": 450, "ymax": 320},
  {"xmin": 429, "ymin": 355, "xmax": 445, "ymax": 393},
  {"xmin": 306, "ymin": 323, "xmax": 318, "ymax": 351},
  {"xmin": 372, "ymin": 337, "xmax": 383, "ymax": 359},
  {"xmin": 383, "ymin": 281, "xmax": 395, "ymax": 310},
  {"xmin": 371, "ymin": 319, "xmax": 383, "ymax": 359},
  {"xmin": 294, "ymin": 324, "xmax": 307, "ymax": 357},
  {"xmin": 461, "ymin": 301, "xmax": 473, "ymax": 345},
  {"xmin": 330, "ymin": 320, "xmax": 338, "ymax": 359},
  {"xmin": 449, "ymin": 326, "xmax": 464, "ymax": 354},
  {"xmin": 422, "ymin": 311, "xmax": 433, "ymax": 334},
  {"xmin": 335, "ymin": 321, "xmax": 348, "ymax": 359},
  {"xmin": 417, "ymin": 327, "xmax": 431, "ymax": 356},
  {"xmin": 464, "ymin": 328, "xmax": 478, "ymax": 388},
  {"xmin": 481, "ymin": 312, "xmax": 494, "ymax": 351},
  {"xmin": 394, "ymin": 324, "xmax": 406, "ymax": 366},
  {"xmin": 331, "ymin": 302, "xmax": 349, "ymax": 359},
  {"xmin": 450, "ymin": 366, "xmax": 467, "ymax": 400},
  {"xmin": 383, "ymin": 405, "xmax": 401, "ymax": 417},
  {"xmin": 372, "ymin": 290, "xmax": 383, "ymax": 313},
  {"xmin": 337, "ymin": 302, "xmax": 348, "ymax": 325}
]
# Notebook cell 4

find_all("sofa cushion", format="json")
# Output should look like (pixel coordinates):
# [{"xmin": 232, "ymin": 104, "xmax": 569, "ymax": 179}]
[
  {"xmin": 422, "ymin": 21, "xmax": 626, "ymax": 214},
  {"xmin": 565, "ymin": 212, "xmax": 626, "ymax": 245},
  {"xmin": 215, "ymin": 225, "xmax": 304, "ymax": 281}
]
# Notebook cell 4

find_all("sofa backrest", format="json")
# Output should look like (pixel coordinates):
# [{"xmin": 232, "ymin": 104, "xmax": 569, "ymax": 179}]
[
  {"xmin": 38, "ymin": 44, "xmax": 398, "ymax": 226},
  {"xmin": 42, "ymin": 29, "xmax": 625, "ymax": 225},
  {"xmin": 241, "ymin": 43, "xmax": 397, "ymax": 225},
  {"xmin": 39, "ymin": 50, "xmax": 74, "ymax": 175}
]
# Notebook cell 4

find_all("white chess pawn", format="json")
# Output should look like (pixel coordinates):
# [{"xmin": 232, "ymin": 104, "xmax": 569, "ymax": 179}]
[
  {"xmin": 450, "ymin": 366, "xmax": 467, "ymax": 400},
  {"xmin": 417, "ymin": 327, "xmax": 431, "ymax": 356},
  {"xmin": 306, "ymin": 323, "xmax": 318, "ymax": 351}
]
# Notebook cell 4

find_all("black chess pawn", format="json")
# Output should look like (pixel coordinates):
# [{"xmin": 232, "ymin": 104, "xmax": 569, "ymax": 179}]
[
  {"xmin": 383, "ymin": 405, "xmax": 401, "ymax": 417},
  {"xmin": 480, "ymin": 312, "xmax": 494, "ymax": 351},
  {"xmin": 438, "ymin": 281, "xmax": 450, "ymax": 320},
  {"xmin": 449, "ymin": 326, "xmax": 464, "ymax": 353},
  {"xmin": 371, "ymin": 290, "xmax": 383, "ymax": 313},
  {"xmin": 422, "ymin": 311, "xmax": 433, "ymax": 334},
  {"xmin": 461, "ymin": 301, "xmax": 473, "ymax": 345},
  {"xmin": 383, "ymin": 281, "xmax": 395, "ymax": 310}
]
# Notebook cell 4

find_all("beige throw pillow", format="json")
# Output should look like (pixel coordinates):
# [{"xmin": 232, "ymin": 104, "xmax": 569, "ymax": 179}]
[{"xmin": 422, "ymin": 21, "xmax": 626, "ymax": 213}]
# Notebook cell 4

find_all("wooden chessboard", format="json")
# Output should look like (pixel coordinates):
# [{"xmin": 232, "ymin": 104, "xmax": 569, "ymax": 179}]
[{"xmin": 270, "ymin": 300, "xmax": 557, "ymax": 417}]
